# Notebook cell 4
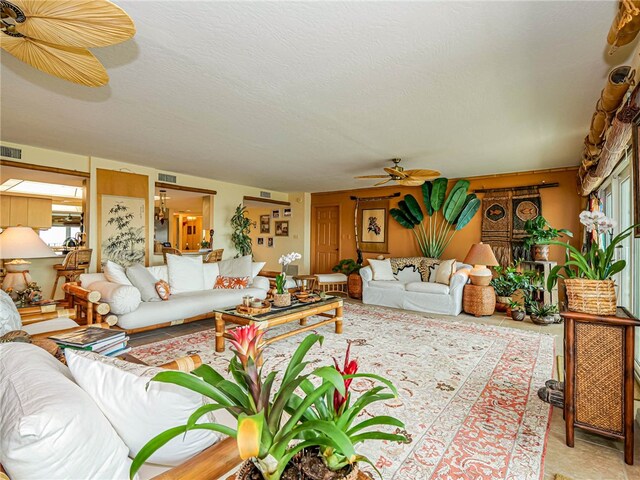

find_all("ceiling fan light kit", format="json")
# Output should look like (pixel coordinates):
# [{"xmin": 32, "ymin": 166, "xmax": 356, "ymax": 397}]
[
  {"xmin": 0, "ymin": 0, "xmax": 135, "ymax": 86},
  {"xmin": 355, "ymin": 158, "xmax": 441, "ymax": 187}
]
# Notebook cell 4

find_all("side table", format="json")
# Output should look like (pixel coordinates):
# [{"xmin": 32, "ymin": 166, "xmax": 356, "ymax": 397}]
[{"xmin": 463, "ymin": 284, "xmax": 496, "ymax": 317}]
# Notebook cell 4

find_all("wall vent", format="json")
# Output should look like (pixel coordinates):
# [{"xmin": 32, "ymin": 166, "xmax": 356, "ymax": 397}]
[
  {"xmin": 1, "ymin": 145, "xmax": 22, "ymax": 159},
  {"xmin": 259, "ymin": 191, "xmax": 271, "ymax": 199},
  {"xmin": 158, "ymin": 173, "xmax": 177, "ymax": 183}
]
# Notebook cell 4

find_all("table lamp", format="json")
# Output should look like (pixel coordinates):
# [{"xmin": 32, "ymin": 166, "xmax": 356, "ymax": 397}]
[
  {"xmin": 463, "ymin": 242, "xmax": 499, "ymax": 286},
  {"xmin": 0, "ymin": 226, "xmax": 55, "ymax": 292}
]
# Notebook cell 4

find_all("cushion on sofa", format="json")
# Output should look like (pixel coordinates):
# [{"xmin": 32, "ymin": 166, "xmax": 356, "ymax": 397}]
[
  {"xmin": 0, "ymin": 343, "xmax": 133, "ymax": 480},
  {"xmin": 21, "ymin": 317, "xmax": 79, "ymax": 336},
  {"xmin": 405, "ymin": 281, "xmax": 450, "ymax": 295},
  {"xmin": 218, "ymin": 255, "xmax": 252, "ymax": 278},
  {"xmin": 87, "ymin": 280, "xmax": 142, "ymax": 315},
  {"xmin": 167, "ymin": 254, "xmax": 205, "ymax": 294},
  {"xmin": 66, "ymin": 350, "xmax": 220, "ymax": 466},
  {"xmin": 0, "ymin": 289, "xmax": 21, "ymax": 336},
  {"xmin": 368, "ymin": 280, "xmax": 406, "ymax": 290},
  {"xmin": 434, "ymin": 259, "xmax": 456, "ymax": 285},
  {"xmin": 203, "ymin": 262, "xmax": 220, "ymax": 288},
  {"xmin": 126, "ymin": 264, "xmax": 161, "ymax": 302},
  {"xmin": 103, "ymin": 260, "xmax": 133, "ymax": 286},
  {"xmin": 252, "ymin": 261, "xmax": 266, "ymax": 279},
  {"xmin": 368, "ymin": 258, "xmax": 395, "ymax": 281}
]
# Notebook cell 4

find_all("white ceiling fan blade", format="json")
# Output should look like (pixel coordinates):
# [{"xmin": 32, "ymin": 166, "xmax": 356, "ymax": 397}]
[{"xmin": 12, "ymin": 0, "xmax": 135, "ymax": 48}]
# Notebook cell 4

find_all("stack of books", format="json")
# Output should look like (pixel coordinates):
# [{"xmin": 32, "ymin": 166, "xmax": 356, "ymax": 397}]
[{"xmin": 49, "ymin": 327, "xmax": 130, "ymax": 357}]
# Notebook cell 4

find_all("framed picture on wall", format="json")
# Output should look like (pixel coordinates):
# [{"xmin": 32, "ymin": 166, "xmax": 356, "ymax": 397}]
[
  {"xmin": 101, "ymin": 195, "xmax": 146, "ymax": 266},
  {"xmin": 257, "ymin": 237, "xmax": 264, "ymax": 246},
  {"xmin": 267, "ymin": 237, "xmax": 274, "ymax": 248},
  {"xmin": 283, "ymin": 207, "xmax": 292, "ymax": 217},
  {"xmin": 260, "ymin": 215, "xmax": 270, "ymax": 234},
  {"xmin": 360, "ymin": 201, "xmax": 389, "ymax": 253},
  {"xmin": 272, "ymin": 209, "xmax": 280, "ymax": 219},
  {"xmin": 275, "ymin": 220, "xmax": 289, "ymax": 237},
  {"xmin": 633, "ymin": 112, "xmax": 640, "ymax": 237}
]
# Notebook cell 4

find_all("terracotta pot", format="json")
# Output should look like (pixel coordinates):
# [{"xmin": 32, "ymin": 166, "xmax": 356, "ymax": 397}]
[
  {"xmin": 495, "ymin": 296, "xmax": 511, "ymax": 312},
  {"xmin": 348, "ymin": 272, "xmax": 362, "ymax": 299},
  {"xmin": 532, "ymin": 244, "xmax": 550, "ymax": 261},
  {"xmin": 273, "ymin": 292, "xmax": 291, "ymax": 307},
  {"xmin": 511, "ymin": 310, "xmax": 526, "ymax": 321},
  {"xmin": 235, "ymin": 458, "xmax": 360, "ymax": 480}
]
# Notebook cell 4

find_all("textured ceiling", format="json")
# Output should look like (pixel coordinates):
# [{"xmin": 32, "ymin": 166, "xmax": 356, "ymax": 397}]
[{"xmin": 0, "ymin": 1, "xmax": 635, "ymax": 192}]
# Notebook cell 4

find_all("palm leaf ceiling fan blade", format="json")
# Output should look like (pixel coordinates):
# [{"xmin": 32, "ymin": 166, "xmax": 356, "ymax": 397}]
[
  {"xmin": 354, "ymin": 175, "xmax": 389, "ymax": 179},
  {"xmin": 1, "ymin": 33, "xmax": 108, "ymax": 86},
  {"xmin": 384, "ymin": 167, "xmax": 408, "ymax": 178},
  {"xmin": 374, "ymin": 178, "xmax": 392, "ymax": 186},
  {"xmin": 403, "ymin": 169, "xmax": 441, "ymax": 179},
  {"xmin": 398, "ymin": 178, "xmax": 426, "ymax": 186},
  {"xmin": 10, "ymin": 0, "xmax": 135, "ymax": 48}
]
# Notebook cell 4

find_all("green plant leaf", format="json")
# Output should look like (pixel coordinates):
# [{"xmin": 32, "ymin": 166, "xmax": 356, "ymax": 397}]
[
  {"xmin": 350, "ymin": 432, "xmax": 409, "ymax": 445},
  {"xmin": 390, "ymin": 208, "xmax": 416, "ymax": 229},
  {"xmin": 403, "ymin": 195, "xmax": 424, "ymax": 223},
  {"xmin": 151, "ymin": 371, "xmax": 235, "ymax": 407},
  {"xmin": 454, "ymin": 196, "xmax": 480, "ymax": 230},
  {"xmin": 282, "ymin": 334, "xmax": 323, "ymax": 385},
  {"xmin": 430, "ymin": 178, "xmax": 448, "ymax": 212},
  {"xmin": 186, "ymin": 403, "xmax": 230, "ymax": 431},
  {"xmin": 346, "ymin": 416, "xmax": 405, "ymax": 436},
  {"xmin": 398, "ymin": 201, "xmax": 420, "ymax": 224},
  {"xmin": 421, "ymin": 181, "xmax": 434, "ymax": 216},
  {"xmin": 443, "ymin": 184, "xmax": 468, "ymax": 223},
  {"xmin": 278, "ymin": 420, "xmax": 356, "ymax": 462}
]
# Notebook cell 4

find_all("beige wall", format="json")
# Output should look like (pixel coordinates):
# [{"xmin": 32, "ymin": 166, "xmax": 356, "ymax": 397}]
[{"xmin": 1, "ymin": 141, "xmax": 311, "ymax": 296}]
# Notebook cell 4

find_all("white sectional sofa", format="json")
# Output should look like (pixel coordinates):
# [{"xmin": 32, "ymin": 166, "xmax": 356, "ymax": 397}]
[
  {"xmin": 360, "ymin": 258, "xmax": 471, "ymax": 316},
  {"xmin": 79, "ymin": 261, "xmax": 269, "ymax": 332}
]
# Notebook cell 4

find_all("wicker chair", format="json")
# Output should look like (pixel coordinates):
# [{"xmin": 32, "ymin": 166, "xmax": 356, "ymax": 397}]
[
  {"xmin": 205, "ymin": 248, "xmax": 224, "ymax": 263},
  {"xmin": 50, "ymin": 249, "xmax": 92, "ymax": 299},
  {"xmin": 162, "ymin": 247, "xmax": 181, "ymax": 263}
]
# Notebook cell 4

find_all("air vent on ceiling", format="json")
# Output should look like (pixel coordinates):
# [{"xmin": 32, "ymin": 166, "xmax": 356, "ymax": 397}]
[
  {"xmin": 259, "ymin": 191, "xmax": 271, "ymax": 199},
  {"xmin": 158, "ymin": 173, "xmax": 177, "ymax": 183},
  {"xmin": 1, "ymin": 145, "xmax": 22, "ymax": 159}
]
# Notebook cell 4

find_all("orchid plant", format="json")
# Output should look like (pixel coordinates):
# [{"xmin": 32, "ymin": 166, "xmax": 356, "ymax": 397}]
[
  {"xmin": 275, "ymin": 251, "xmax": 301, "ymax": 294},
  {"xmin": 130, "ymin": 326, "xmax": 406, "ymax": 480},
  {"xmin": 546, "ymin": 210, "xmax": 639, "ymax": 290}
]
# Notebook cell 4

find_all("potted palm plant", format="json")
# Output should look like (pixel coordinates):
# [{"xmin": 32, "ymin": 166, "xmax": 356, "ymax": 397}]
[
  {"xmin": 130, "ymin": 327, "xmax": 407, "ymax": 480},
  {"xmin": 522, "ymin": 215, "xmax": 572, "ymax": 261},
  {"xmin": 332, "ymin": 259, "xmax": 363, "ymax": 299},
  {"xmin": 546, "ymin": 210, "xmax": 639, "ymax": 316}
]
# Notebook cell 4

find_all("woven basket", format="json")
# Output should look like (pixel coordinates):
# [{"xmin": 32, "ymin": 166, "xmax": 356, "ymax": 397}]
[{"xmin": 564, "ymin": 278, "xmax": 617, "ymax": 316}]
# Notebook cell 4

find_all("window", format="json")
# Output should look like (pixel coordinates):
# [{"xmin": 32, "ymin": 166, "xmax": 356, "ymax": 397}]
[{"xmin": 39, "ymin": 226, "xmax": 80, "ymax": 247}]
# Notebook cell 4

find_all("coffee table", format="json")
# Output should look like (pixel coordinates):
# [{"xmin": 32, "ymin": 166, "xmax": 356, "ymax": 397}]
[{"xmin": 213, "ymin": 297, "xmax": 343, "ymax": 353}]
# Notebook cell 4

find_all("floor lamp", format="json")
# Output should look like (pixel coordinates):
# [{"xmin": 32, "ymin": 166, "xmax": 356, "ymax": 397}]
[{"xmin": 0, "ymin": 226, "xmax": 56, "ymax": 293}]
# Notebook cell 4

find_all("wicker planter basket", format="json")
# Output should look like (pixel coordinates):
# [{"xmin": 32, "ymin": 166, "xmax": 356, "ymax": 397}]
[{"xmin": 564, "ymin": 278, "xmax": 617, "ymax": 316}]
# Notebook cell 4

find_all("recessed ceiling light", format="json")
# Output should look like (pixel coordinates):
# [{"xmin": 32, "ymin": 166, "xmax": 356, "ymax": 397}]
[{"xmin": 0, "ymin": 179, "xmax": 83, "ymax": 198}]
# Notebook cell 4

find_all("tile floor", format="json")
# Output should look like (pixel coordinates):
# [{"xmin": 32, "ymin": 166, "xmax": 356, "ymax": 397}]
[{"xmin": 129, "ymin": 303, "xmax": 640, "ymax": 479}]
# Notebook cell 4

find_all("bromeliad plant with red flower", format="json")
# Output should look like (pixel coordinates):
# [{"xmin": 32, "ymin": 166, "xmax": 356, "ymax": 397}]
[{"xmin": 130, "ymin": 327, "xmax": 407, "ymax": 480}]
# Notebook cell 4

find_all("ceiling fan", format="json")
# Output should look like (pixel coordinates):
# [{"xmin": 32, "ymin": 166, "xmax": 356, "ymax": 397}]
[
  {"xmin": 0, "ymin": 0, "xmax": 135, "ymax": 86},
  {"xmin": 354, "ymin": 158, "xmax": 441, "ymax": 186}
]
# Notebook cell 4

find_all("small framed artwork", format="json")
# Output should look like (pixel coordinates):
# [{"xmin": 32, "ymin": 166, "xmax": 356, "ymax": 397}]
[
  {"xmin": 257, "ymin": 237, "xmax": 264, "ymax": 246},
  {"xmin": 260, "ymin": 214, "xmax": 270, "ymax": 234},
  {"xmin": 283, "ymin": 207, "xmax": 292, "ymax": 217},
  {"xmin": 267, "ymin": 237, "xmax": 274, "ymax": 248},
  {"xmin": 272, "ymin": 209, "xmax": 280, "ymax": 219},
  {"xmin": 275, "ymin": 220, "xmax": 289, "ymax": 237},
  {"xmin": 633, "ymin": 111, "xmax": 640, "ymax": 237},
  {"xmin": 360, "ymin": 201, "xmax": 389, "ymax": 253}
]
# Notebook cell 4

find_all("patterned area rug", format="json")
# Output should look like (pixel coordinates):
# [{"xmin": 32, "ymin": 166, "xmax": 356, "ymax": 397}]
[{"xmin": 131, "ymin": 303, "xmax": 554, "ymax": 480}]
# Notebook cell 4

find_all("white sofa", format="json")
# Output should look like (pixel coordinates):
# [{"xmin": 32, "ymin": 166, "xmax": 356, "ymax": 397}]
[
  {"xmin": 360, "ymin": 260, "xmax": 471, "ymax": 316},
  {"xmin": 79, "ymin": 263, "xmax": 269, "ymax": 332}
]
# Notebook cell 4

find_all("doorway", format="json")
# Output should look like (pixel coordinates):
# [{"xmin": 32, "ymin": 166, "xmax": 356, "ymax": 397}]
[{"xmin": 312, "ymin": 205, "xmax": 340, "ymax": 274}]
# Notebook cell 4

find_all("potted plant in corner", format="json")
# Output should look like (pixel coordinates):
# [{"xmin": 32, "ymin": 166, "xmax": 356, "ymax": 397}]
[
  {"xmin": 130, "ymin": 327, "xmax": 408, "ymax": 480},
  {"xmin": 490, "ymin": 264, "xmax": 524, "ymax": 312},
  {"xmin": 530, "ymin": 303, "xmax": 558, "ymax": 325},
  {"xmin": 509, "ymin": 300, "xmax": 526, "ymax": 321},
  {"xmin": 332, "ymin": 259, "xmax": 363, "ymax": 299},
  {"xmin": 231, "ymin": 204, "xmax": 253, "ymax": 257},
  {"xmin": 523, "ymin": 215, "xmax": 572, "ymax": 261},
  {"xmin": 274, "ymin": 252, "xmax": 301, "ymax": 307},
  {"xmin": 546, "ymin": 210, "xmax": 639, "ymax": 316}
]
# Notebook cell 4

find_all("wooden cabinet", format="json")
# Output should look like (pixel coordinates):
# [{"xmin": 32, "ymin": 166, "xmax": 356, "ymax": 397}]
[
  {"xmin": 0, "ymin": 195, "xmax": 52, "ymax": 229},
  {"xmin": 562, "ymin": 308, "xmax": 639, "ymax": 465}
]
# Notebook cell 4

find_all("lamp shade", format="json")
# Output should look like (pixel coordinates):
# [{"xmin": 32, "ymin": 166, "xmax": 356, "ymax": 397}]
[
  {"xmin": 463, "ymin": 242, "xmax": 499, "ymax": 266},
  {"xmin": 0, "ymin": 227, "xmax": 55, "ymax": 259}
]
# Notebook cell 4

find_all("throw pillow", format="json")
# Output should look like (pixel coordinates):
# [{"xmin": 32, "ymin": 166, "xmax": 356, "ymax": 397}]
[
  {"xmin": 86, "ymin": 281, "xmax": 141, "ymax": 315},
  {"xmin": 214, "ymin": 276, "xmax": 250, "ymax": 289},
  {"xmin": 203, "ymin": 262, "xmax": 220, "ymax": 289},
  {"xmin": 65, "ymin": 349, "xmax": 220, "ymax": 467},
  {"xmin": 435, "ymin": 259, "xmax": 457, "ymax": 285},
  {"xmin": 126, "ymin": 264, "xmax": 161, "ymax": 302},
  {"xmin": 0, "ymin": 343, "xmax": 132, "ymax": 480},
  {"xmin": 251, "ymin": 261, "xmax": 266, "ymax": 279},
  {"xmin": 166, "ymin": 254, "xmax": 205, "ymax": 294},
  {"xmin": 218, "ymin": 254, "xmax": 252, "ymax": 278},
  {"xmin": 368, "ymin": 258, "xmax": 396, "ymax": 281},
  {"xmin": 102, "ymin": 260, "xmax": 133, "ymax": 286},
  {"xmin": 0, "ymin": 289, "xmax": 21, "ymax": 336},
  {"xmin": 155, "ymin": 280, "xmax": 171, "ymax": 300}
]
